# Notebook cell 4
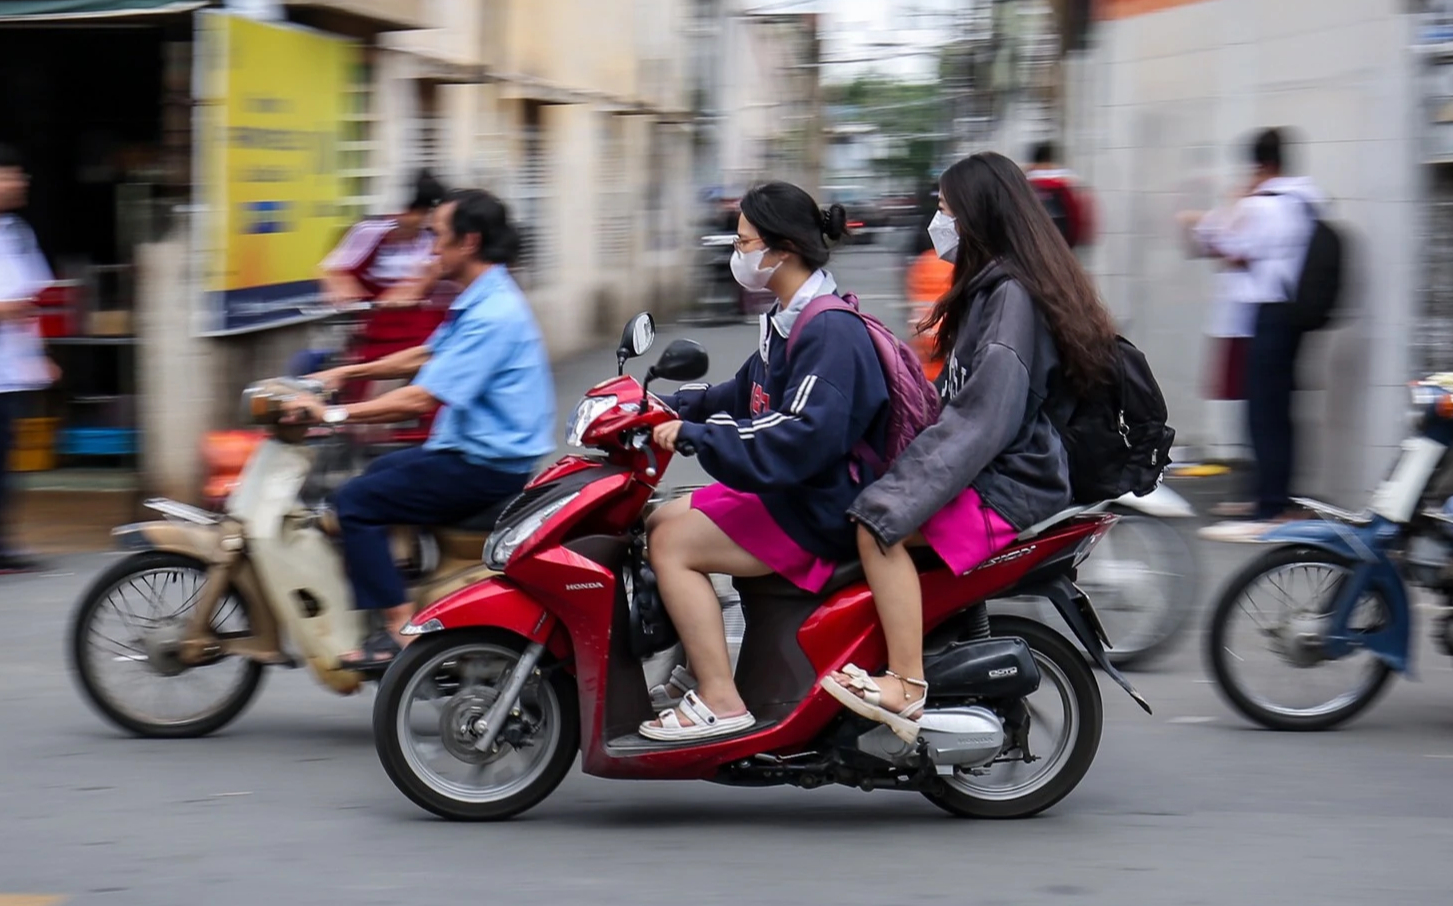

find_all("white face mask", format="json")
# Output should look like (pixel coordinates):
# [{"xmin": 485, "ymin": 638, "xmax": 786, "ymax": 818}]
[
  {"xmin": 730, "ymin": 247, "xmax": 780, "ymax": 292},
  {"xmin": 928, "ymin": 210, "xmax": 959, "ymax": 261}
]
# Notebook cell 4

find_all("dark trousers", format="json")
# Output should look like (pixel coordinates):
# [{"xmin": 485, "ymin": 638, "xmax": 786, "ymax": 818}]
[
  {"xmin": 335, "ymin": 446, "xmax": 530, "ymax": 610},
  {"xmin": 1246, "ymin": 304, "xmax": 1304, "ymax": 521},
  {"xmin": 0, "ymin": 392, "xmax": 15, "ymax": 551}
]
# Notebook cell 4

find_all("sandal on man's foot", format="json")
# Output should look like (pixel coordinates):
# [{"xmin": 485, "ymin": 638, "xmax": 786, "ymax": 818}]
[
  {"xmin": 649, "ymin": 664, "xmax": 697, "ymax": 710},
  {"xmin": 338, "ymin": 629, "xmax": 402, "ymax": 671},
  {"xmin": 638, "ymin": 690, "xmax": 754, "ymax": 743},
  {"xmin": 821, "ymin": 665, "xmax": 928, "ymax": 745}
]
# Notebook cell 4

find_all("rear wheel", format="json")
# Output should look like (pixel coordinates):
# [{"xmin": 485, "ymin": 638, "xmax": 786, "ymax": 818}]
[
  {"xmin": 69, "ymin": 551, "xmax": 264, "ymax": 738},
  {"xmin": 923, "ymin": 616, "xmax": 1103, "ymax": 819},
  {"xmin": 374, "ymin": 630, "xmax": 579, "ymax": 821}
]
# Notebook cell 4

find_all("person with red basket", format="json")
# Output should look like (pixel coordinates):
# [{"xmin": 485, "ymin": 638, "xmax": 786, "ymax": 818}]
[{"xmin": 312, "ymin": 170, "xmax": 458, "ymax": 449}]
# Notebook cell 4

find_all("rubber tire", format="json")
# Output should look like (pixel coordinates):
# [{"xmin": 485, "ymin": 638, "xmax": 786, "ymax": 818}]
[
  {"xmin": 1101, "ymin": 510, "xmax": 1200, "ymax": 670},
  {"xmin": 1205, "ymin": 545, "xmax": 1395, "ymax": 731},
  {"xmin": 923, "ymin": 615, "xmax": 1104, "ymax": 819},
  {"xmin": 69, "ymin": 551, "xmax": 266, "ymax": 739},
  {"xmin": 374, "ymin": 629, "xmax": 580, "ymax": 821}
]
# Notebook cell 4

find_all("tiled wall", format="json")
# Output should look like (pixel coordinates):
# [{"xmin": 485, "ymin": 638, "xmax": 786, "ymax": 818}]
[{"xmin": 1068, "ymin": 0, "xmax": 1418, "ymax": 506}]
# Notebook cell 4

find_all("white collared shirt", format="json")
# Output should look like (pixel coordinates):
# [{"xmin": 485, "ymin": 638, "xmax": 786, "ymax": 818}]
[
  {"xmin": 1194, "ymin": 176, "xmax": 1325, "ymax": 305},
  {"xmin": 758, "ymin": 269, "xmax": 837, "ymax": 362},
  {"xmin": 0, "ymin": 214, "xmax": 54, "ymax": 393}
]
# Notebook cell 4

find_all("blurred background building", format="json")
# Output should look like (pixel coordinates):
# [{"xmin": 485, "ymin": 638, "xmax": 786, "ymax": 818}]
[{"xmin": 4, "ymin": 0, "xmax": 1453, "ymax": 515}]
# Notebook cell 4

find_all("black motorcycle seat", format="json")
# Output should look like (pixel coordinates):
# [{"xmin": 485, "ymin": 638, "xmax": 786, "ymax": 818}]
[
  {"xmin": 734, "ymin": 546, "xmax": 944, "ymax": 599},
  {"xmin": 445, "ymin": 497, "xmax": 512, "ymax": 533}
]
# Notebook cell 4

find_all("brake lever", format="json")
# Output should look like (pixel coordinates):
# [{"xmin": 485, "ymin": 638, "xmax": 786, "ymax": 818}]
[{"xmin": 631, "ymin": 431, "xmax": 660, "ymax": 478}]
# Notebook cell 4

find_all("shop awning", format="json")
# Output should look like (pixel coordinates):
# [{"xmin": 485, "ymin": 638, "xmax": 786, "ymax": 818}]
[{"xmin": 0, "ymin": 1, "xmax": 207, "ymax": 21}]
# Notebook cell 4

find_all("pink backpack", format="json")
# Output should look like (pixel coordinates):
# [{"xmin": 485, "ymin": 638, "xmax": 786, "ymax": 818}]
[{"xmin": 786, "ymin": 293, "xmax": 941, "ymax": 480}]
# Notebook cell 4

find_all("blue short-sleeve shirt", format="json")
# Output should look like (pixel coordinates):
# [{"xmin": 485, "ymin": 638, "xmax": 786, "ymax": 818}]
[{"xmin": 415, "ymin": 266, "xmax": 556, "ymax": 473}]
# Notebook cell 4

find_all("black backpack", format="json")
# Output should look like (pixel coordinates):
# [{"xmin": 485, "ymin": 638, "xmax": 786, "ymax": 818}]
[
  {"xmin": 1050, "ymin": 337, "xmax": 1175, "ymax": 503},
  {"xmin": 1260, "ymin": 192, "xmax": 1345, "ymax": 331}
]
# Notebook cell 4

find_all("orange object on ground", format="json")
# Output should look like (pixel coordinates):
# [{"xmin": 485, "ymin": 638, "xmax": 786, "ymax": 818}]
[{"xmin": 905, "ymin": 250, "xmax": 954, "ymax": 382}]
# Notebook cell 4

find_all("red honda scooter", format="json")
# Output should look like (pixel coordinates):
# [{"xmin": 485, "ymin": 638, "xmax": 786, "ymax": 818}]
[{"xmin": 372, "ymin": 314, "xmax": 1150, "ymax": 821}]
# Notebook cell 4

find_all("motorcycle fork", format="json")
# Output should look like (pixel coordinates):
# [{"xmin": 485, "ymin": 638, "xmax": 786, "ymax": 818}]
[{"xmin": 176, "ymin": 520, "xmax": 284, "ymax": 666}]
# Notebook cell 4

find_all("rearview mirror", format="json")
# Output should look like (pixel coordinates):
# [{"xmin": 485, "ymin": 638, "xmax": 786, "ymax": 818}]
[
  {"xmin": 618, "ymin": 313, "xmax": 656, "ymax": 363},
  {"xmin": 647, "ymin": 339, "xmax": 710, "ymax": 384}
]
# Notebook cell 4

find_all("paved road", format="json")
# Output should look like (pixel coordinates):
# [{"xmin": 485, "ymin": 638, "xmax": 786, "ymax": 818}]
[{"xmin": 4, "ymin": 247, "xmax": 1453, "ymax": 905}]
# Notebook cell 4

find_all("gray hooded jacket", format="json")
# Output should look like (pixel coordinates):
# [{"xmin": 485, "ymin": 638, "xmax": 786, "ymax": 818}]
[{"xmin": 848, "ymin": 262, "xmax": 1071, "ymax": 546}]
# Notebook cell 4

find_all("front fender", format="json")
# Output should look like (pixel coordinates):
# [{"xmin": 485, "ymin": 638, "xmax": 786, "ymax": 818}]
[
  {"xmin": 408, "ymin": 576, "xmax": 573, "ymax": 662},
  {"xmin": 1258, "ymin": 519, "xmax": 1413, "ymax": 673}
]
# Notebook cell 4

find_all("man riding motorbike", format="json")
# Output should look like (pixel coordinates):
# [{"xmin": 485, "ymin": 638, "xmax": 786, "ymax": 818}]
[{"xmin": 284, "ymin": 189, "xmax": 556, "ymax": 668}]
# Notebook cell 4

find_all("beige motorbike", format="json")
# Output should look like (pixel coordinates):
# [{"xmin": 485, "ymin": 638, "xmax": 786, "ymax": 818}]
[{"xmin": 67, "ymin": 377, "xmax": 509, "ymax": 738}]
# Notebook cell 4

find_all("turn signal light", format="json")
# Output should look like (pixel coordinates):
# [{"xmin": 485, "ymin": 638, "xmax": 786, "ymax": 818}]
[{"xmin": 1436, "ymin": 395, "xmax": 1453, "ymax": 420}]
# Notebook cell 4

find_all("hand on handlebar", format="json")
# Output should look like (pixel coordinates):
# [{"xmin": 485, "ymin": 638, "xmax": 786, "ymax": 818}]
[
  {"xmin": 652, "ymin": 420, "xmax": 685, "ymax": 453},
  {"xmin": 280, "ymin": 394, "xmax": 327, "ymax": 426},
  {"xmin": 307, "ymin": 367, "xmax": 351, "ymax": 395}
]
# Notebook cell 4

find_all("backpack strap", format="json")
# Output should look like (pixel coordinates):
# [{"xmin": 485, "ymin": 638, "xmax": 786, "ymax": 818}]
[
  {"xmin": 784, "ymin": 293, "xmax": 859, "ymax": 359},
  {"xmin": 783, "ymin": 292, "xmax": 887, "ymax": 482}
]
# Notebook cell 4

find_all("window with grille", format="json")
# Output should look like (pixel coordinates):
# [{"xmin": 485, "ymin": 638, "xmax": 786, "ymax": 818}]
[
  {"xmin": 516, "ymin": 101, "xmax": 554, "ymax": 281},
  {"xmin": 599, "ymin": 113, "xmax": 634, "ymax": 262},
  {"xmin": 340, "ymin": 53, "xmax": 382, "ymax": 224}
]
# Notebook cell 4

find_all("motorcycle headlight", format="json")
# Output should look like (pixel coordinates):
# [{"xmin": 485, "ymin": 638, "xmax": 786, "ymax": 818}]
[
  {"xmin": 483, "ymin": 492, "xmax": 580, "ymax": 569},
  {"xmin": 566, "ymin": 395, "xmax": 618, "ymax": 448}
]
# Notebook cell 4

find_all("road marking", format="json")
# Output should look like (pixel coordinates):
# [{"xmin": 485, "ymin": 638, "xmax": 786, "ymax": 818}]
[
  {"xmin": 1167, "ymin": 716, "xmax": 1216, "ymax": 724},
  {"xmin": 0, "ymin": 896, "xmax": 67, "ymax": 906}
]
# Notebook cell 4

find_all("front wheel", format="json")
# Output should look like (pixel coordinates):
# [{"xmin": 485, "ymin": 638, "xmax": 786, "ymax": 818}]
[
  {"xmin": 923, "ymin": 616, "xmax": 1104, "ymax": 819},
  {"xmin": 374, "ymin": 630, "xmax": 579, "ymax": 821},
  {"xmin": 1206, "ymin": 546, "xmax": 1394, "ymax": 731}
]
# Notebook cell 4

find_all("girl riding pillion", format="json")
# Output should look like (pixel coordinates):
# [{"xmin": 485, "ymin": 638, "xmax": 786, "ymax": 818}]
[
  {"xmin": 643, "ymin": 181, "xmax": 891, "ymax": 742},
  {"xmin": 824, "ymin": 151, "xmax": 1120, "ymax": 742}
]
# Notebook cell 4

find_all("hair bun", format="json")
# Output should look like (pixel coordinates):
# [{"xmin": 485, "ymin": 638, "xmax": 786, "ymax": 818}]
[{"xmin": 822, "ymin": 203, "xmax": 848, "ymax": 242}]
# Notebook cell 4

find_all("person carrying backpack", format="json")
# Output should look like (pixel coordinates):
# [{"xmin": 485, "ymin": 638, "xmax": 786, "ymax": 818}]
[
  {"xmin": 1191, "ymin": 128, "xmax": 1339, "ymax": 543},
  {"xmin": 1026, "ymin": 141, "xmax": 1096, "ymax": 253},
  {"xmin": 823, "ymin": 152, "xmax": 1122, "ymax": 741},
  {"xmin": 642, "ymin": 181, "xmax": 935, "ymax": 742}
]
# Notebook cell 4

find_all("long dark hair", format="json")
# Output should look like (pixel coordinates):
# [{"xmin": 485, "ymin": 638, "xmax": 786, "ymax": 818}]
[
  {"xmin": 740, "ymin": 181, "xmax": 847, "ymax": 270},
  {"xmin": 922, "ymin": 152, "xmax": 1117, "ymax": 389}
]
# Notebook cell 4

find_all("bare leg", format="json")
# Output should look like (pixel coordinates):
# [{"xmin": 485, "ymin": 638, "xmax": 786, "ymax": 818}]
[
  {"xmin": 828, "ymin": 524, "xmax": 926, "ymax": 712},
  {"xmin": 646, "ymin": 503, "xmax": 770, "ymax": 725}
]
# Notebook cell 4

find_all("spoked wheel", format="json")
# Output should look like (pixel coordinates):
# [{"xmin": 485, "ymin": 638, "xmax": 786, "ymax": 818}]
[
  {"xmin": 924, "ymin": 616, "xmax": 1104, "ymax": 819},
  {"xmin": 1081, "ymin": 512, "xmax": 1199, "ymax": 670},
  {"xmin": 1207, "ymin": 546, "xmax": 1394, "ymax": 731},
  {"xmin": 69, "ymin": 552, "xmax": 264, "ymax": 738},
  {"xmin": 374, "ymin": 630, "xmax": 579, "ymax": 821}
]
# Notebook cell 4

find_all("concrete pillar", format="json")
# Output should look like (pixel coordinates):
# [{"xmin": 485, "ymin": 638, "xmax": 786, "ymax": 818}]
[{"xmin": 136, "ymin": 238, "xmax": 212, "ymax": 504}]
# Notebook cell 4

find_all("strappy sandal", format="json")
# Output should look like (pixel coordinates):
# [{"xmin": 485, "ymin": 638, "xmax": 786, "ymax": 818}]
[
  {"xmin": 638, "ymin": 690, "xmax": 755, "ymax": 743},
  {"xmin": 820, "ymin": 664, "xmax": 928, "ymax": 744},
  {"xmin": 338, "ymin": 629, "xmax": 402, "ymax": 671},
  {"xmin": 649, "ymin": 665, "xmax": 698, "ymax": 710}
]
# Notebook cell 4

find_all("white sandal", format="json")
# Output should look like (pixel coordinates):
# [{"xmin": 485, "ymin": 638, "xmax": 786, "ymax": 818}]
[
  {"xmin": 649, "ymin": 664, "xmax": 697, "ymax": 710},
  {"xmin": 820, "ymin": 664, "xmax": 928, "ymax": 744},
  {"xmin": 639, "ymin": 690, "xmax": 755, "ymax": 742}
]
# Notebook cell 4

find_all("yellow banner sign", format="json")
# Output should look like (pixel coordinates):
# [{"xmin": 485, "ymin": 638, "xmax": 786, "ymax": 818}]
[{"xmin": 198, "ymin": 11, "xmax": 356, "ymax": 332}]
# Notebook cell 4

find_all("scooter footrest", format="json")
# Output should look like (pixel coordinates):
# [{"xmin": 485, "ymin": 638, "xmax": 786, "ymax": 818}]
[{"xmin": 605, "ymin": 719, "xmax": 778, "ymax": 754}]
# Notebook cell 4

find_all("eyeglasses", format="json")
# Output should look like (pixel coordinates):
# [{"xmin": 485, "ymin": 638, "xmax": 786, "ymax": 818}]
[{"xmin": 733, "ymin": 235, "xmax": 766, "ymax": 253}]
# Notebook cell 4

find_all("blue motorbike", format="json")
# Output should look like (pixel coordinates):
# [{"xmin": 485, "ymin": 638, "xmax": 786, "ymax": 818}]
[{"xmin": 1206, "ymin": 373, "xmax": 1453, "ymax": 730}]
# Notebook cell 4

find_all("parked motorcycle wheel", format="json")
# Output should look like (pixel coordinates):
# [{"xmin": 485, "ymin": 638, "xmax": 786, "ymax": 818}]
[
  {"xmin": 69, "ymin": 551, "xmax": 265, "ymax": 738},
  {"xmin": 1087, "ymin": 510, "xmax": 1199, "ymax": 670},
  {"xmin": 1206, "ymin": 546, "xmax": 1394, "ymax": 731},
  {"xmin": 374, "ymin": 630, "xmax": 579, "ymax": 821},
  {"xmin": 923, "ymin": 616, "xmax": 1103, "ymax": 819}
]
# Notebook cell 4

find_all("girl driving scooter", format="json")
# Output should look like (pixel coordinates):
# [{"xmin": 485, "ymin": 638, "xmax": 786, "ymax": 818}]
[
  {"xmin": 643, "ymin": 181, "xmax": 891, "ymax": 742},
  {"xmin": 823, "ymin": 151, "xmax": 1120, "ymax": 742}
]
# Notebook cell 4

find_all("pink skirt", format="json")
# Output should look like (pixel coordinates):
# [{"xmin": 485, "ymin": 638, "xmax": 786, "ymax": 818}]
[
  {"xmin": 691, "ymin": 484, "xmax": 839, "ymax": 593},
  {"xmin": 920, "ymin": 487, "xmax": 1018, "ymax": 575}
]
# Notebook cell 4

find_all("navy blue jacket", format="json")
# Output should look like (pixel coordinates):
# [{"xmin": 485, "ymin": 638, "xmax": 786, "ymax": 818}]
[{"xmin": 666, "ymin": 308, "xmax": 890, "ymax": 562}]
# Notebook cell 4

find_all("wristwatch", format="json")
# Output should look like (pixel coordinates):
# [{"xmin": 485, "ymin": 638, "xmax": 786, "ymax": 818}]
[{"xmin": 323, "ymin": 406, "xmax": 350, "ymax": 425}]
